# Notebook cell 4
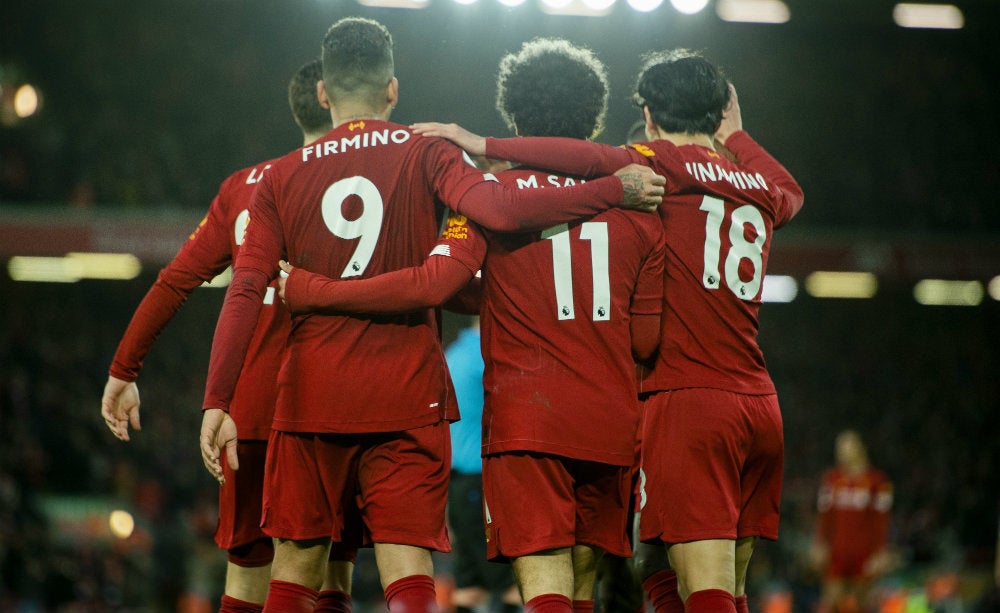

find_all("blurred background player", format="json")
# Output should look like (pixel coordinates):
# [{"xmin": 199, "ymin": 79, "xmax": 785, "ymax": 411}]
[
  {"xmin": 274, "ymin": 36, "xmax": 665, "ymax": 613},
  {"xmin": 811, "ymin": 430, "xmax": 895, "ymax": 613},
  {"xmin": 412, "ymin": 46, "xmax": 805, "ymax": 613},
  {"xmin": 100, "ymin": 59, "xmax": 356, "ymax": 613},
  {"xmin": 444, "ymin": 319, "xmax": 521, "ymax": 613},
  {"xmin": 197, "ymin": 18, "xmax": 663, "ymax": 613}
]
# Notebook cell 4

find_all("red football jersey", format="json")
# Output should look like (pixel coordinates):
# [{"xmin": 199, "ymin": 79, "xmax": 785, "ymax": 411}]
[
  {"xmin": 110, "ymin": 161, "xmax": 288, "ymax": 440},
  {"xmin": 204, "ymin": 121, "xmax": 629, "ymax": 433},
  {"xmin": 479, "ymin": 167, "xmax": 665, "ymax": 466},
  {"xmin": 816, "ymin": 467, "xmax": 893, "ymax": 562},
  {"xmin": 486, "ymin": 132, "xmax": 804, "ymax": 394}
]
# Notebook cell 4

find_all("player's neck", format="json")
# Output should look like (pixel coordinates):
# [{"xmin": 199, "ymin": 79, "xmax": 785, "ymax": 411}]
[
  {"xmin": 651, "ymin": 128, "xmax": 714, "ymax": 150},
  {"xmin": 332, "ymin": 105, "xmax": 391, "ymax": 128}
]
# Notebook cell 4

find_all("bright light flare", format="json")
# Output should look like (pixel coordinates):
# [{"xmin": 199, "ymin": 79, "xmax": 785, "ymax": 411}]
[
  {"xmin": 988, "ymin": 276, "xmax": 1000, "ymax": 301},
  {"xmin": 805, "ymin": 271, "xmax": 878, "ymax": 299},
  {"xmin": 760, "ymin": 275, "xmax": 798, "ymax": 303},
  {"xmin": 913, "ymin": 279, "xmax": 983, "ymax": 306},
  {"xmin": 670, "ymin": 0, "xmax": 709, "ymax": 14},
  {"xmin": 716, "ymin": 0, "xmax": 790, "ymax": 23},
  {"xmin": 893, "ymin": 3, "xmax": 964, "ymax": 29},
  {"xmin": 627, "ymin": 0, "xmax": 664, "ymax": 11},
  {"xmin": 109, "ymin": 510, "xmax": 135, "ymax": 539},
  {"xmin": 14, "ymin": 84, "xmax": 39, "ymax": 118}
]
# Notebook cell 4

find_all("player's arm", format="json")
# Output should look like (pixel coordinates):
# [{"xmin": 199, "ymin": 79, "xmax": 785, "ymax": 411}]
[
  {"xmin": 629, "ymin": 220, "xmax": 666, "ymax": 362},
  {"xmin": 412, "ymin": 121, "xmax": 640, "ymax": 178},
  {"xmin": 278, "ymin": 214, "xmax": 487, "ymax": 315},
  {"xmin": 279, "ymin": 256, "xmax": 477, "ymax": 315},
  {"xmin": 103, "ymin": 194, "xmax": 234, "ymax": 442},
  {"xmin": 433, "ymin": 153, "xmax": 662, "ymax": 233},
  {"xmin": 713, "ymin": 83, "xmax": 805, "ymax": 227},
  {"xmin": 200, "ymin": 179, "xmax": 281, "ymax": 483}
]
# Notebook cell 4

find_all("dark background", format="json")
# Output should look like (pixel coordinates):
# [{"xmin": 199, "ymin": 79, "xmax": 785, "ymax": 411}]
[{"xmin": 1, "ymin": 1, "xmax": 998, "ymax": 611}]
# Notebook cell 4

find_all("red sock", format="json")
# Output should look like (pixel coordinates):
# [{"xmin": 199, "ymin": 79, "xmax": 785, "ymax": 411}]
[
  {"xmin": 525, "ymin": 594, "xmax": 572, "ymax": 613},
  {"xmin": 384, "ymin": 575, "xmax": 439, "ymax": 613},
  {"xmin": 685, "ymin": 589, "xmax": 736, "ymax": 613},
  {"xmin": 263, "ymin": 579, "xmax": 318, "ymax": 613},
  {"xmin": 643, "ymin": 569, "xmax": 683, "ymax": 613},
  {"xmin": 219, "ymin": 594, "xmax": 264, "ymax": 613},
  {"xmin": 734, "ymin": 595, "xmax": 748, "ymax": 613},
  {"xmin": 316, "ymin": 590, "xmax": 353, "ymax": 613},
  {"xmin": 573, "ymin": 599, "xmax": 595, "ymax": 613}
]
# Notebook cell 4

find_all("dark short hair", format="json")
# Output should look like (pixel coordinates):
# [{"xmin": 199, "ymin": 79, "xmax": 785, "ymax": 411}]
[
  {"xmin": 288, "ymin": 58, "xmax": 332, "ymax": 135},
  {"xmin": 632, "ymin": 49, "xmax": 730, "ymax": 136},
  {"xmin": 496, "ymin": 38, "xmax": 609, "ymax": 140},
  {"xmin": 321, "ymin": 17, "xmax": 394, "ymax": 109}
]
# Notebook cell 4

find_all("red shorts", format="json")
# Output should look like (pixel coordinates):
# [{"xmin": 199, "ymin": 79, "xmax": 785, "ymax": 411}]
[
  {"xmin": 482, "ymin": 452, "xmax": 633, "ymax": 561},
  {"xmin": 216, "ymin": 440, "xmax": 268, "ymax": 552},
  {"xmin": 262, "ymin": 421, "xmax": 451, "ymax": 552},
  {"xmin": 638, "ymin": 388, "xmax": 782, "ymax": 543}
]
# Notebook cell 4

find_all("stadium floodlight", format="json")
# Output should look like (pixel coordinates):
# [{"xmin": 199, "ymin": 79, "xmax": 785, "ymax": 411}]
[
  {"xmin": 497, "ymin": 0, "xmax": 528, "ymax": 6},
  {"xmin": 627, "ymin": 0, "xmax": 663, "ymax": 12},
  {"xmin": 581, "ymin": 0, "xmax": 616, "ymax": 10},
  {"xmin": 893, "ymin": 3, "xmax": 964, "ymax": 29},
  {"xmin": 670, "ymin": 0, "xmax": 709, "ymax": 14},
  {"xmin": 804, "ymin": 271, "xmax": 878, "ymax": 299},
  {"xmin": 452, "ymin": 0, "xmax": 478, "ymax": 6},
  {"xmin": 760, "ymin": 275, "xmax": 798, "ymax": 303},
  {"xmin": 716, "ymin": 0, "xmax": 790, "ymax": 23},
  {"xmin": 355, "ymin": 0, "xmax": 430, "ymax": 8},
  {"xmin": 540, "ymin": 0, "xmax": 614, "ymax": 15},
  {"xmin": 913, "ymin": 279, "xmax": 983, "ymax": 306}
]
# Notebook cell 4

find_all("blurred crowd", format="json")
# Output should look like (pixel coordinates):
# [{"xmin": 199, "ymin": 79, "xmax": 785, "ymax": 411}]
[{"xmin": 0, "ymin": 272, "xmax": 996, "ymax": 612}]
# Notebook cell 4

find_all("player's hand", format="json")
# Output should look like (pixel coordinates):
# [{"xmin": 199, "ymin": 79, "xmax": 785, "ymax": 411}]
[
  {"xmin": 200, "ymin": 408, "xmax": 238, "ymax": 485},
  {"xmin": 410, "ymin": 122, "xmax": 487, "ymax": 156},
  {"xmin": 101, "ymin": 375, "xmax": 141, "ymax": 442},
  {"xmin": 614, "ymin": 164, "xmax": 664, "ymax": 212},
  {"xmin": 714, "ymin": 82, "xmax": 743, "ymax": 147},
  {"xmin": 277, "ymin": 260, "xmax": 294, "ymax": 304}
]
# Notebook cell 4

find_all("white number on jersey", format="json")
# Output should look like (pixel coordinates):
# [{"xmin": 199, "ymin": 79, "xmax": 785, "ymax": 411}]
[
  {"xmin": 542, "ymin": 222, "xmax": 611, "ymax": 321},
  {"xmin": 699, "ymin": 195, "xmax": 766, "ymax": 300},
  {"xmin": 320, "ymin": 176, "xmax": 385, "ymax": 278}
]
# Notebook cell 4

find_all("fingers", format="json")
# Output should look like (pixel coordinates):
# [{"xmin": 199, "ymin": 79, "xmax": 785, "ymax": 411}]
[
  {"xmin": 102, "ymin": 400, "xmax": 130, "ymax": 442},
  {"xmin": 278, "ymin": 259, "xmax": 293, "ymax": 275},
  {"xmin": 410, "ymin": 122, "xmax": 453, "ymax": 137},
  {"xmin": 225, "ymin": 439, "xmax": 240, "ymax": 472},
  {"xmin": 200, "ymin": 430, "xmax": 225, "ymax": 485}
]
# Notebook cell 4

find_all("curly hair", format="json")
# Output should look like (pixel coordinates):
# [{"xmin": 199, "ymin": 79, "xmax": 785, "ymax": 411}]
[
  {"xmin": 632, "ymin": 49, "xmax": 730, "ymax": 136},
  {"xmin": 496, "ymin": 38, "xmax": 609, "ymax": 140},
  {"xmin": 321, "ymin": 17, "xmax": 394, "ymax": 109},
  {"xmin": 288, "ymin": 58, "xmax": 332, "ymax": 136}
]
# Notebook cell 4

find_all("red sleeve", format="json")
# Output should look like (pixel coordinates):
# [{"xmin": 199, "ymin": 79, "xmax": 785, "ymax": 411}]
[
  {"xmin": 629, "ymin": 218, "xmax": 665, "ymax": 361},
  {"xmin": 202, "ymin": 267, "xmax": 269, "ymax": 411},
  {"xmin": 109, "ymin": 198, "xmax": 234, "ymax": 381},
  {"xmin": 485, "ymin": 136, "xmax": 639, "ymax": 178},
  {"xmin": 424, "ymin": 138, "xmax": 627, "ymax": 232},
  {"xmin": 451, "ymin": 174, "xmax": 624, "ymax": 232},
  {"xmin": 722, "ymin": 131, "xmax": 805, "ymax": 227},
  {"xmin": 202, "ymin": 175, "xmax": 283, "ymax": 412},
  {"xmin": 443, "ymin": 274, "xmax": 482, "ymax": 315},
  {"xmin": 284, "ymin": 256, "xmax": 476, "ymax": 315}
]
